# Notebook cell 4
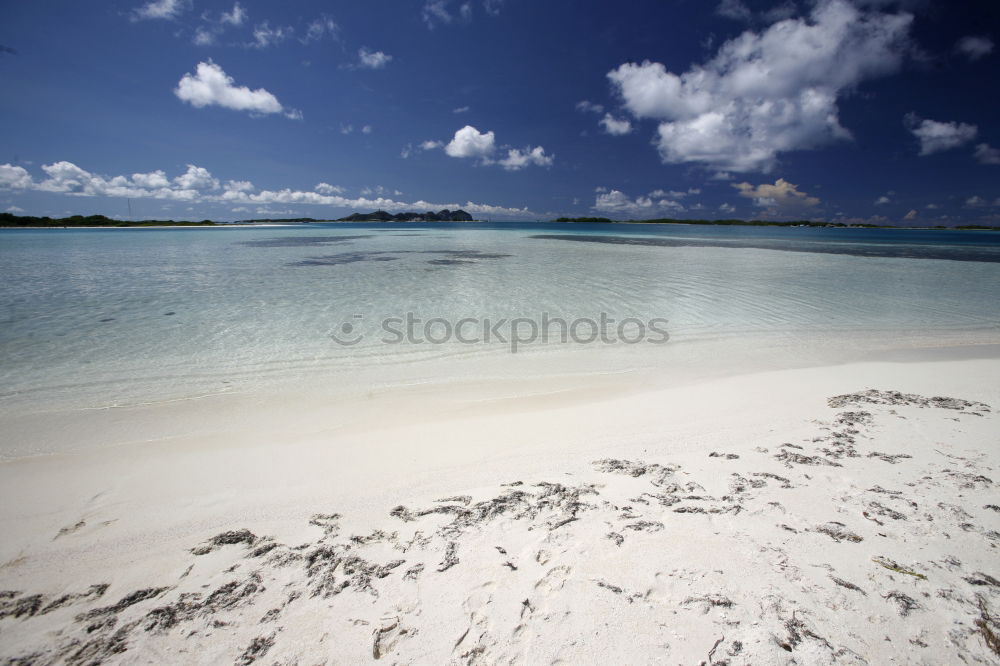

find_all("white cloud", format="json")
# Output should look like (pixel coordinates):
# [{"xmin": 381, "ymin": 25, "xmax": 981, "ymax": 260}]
[
  {"xmin": 975, "ymin": 143, "xmax": 1000, "ymax": 165},
  {"xmin": 315, "ymin": 183, "xmax": 344, "ymax": 195},
  {"xmin": 422, "ymin": 0, "xmax": 452, "ymax": 28},
  {"xmin": 453, "ymin": 106, "xmax": 470, "ymax": 114},
  {"xmin": 131, "ymin": 170, "xmax": 171, "ymax": 189},
  {"xmin": 874, "ymin": 195, "xmax": 891, "ymax": 205},
  {"xmin": 249, "ymin": 22, "xmax": 293, "ymax": 48},
  {"xmin": 444, "ymin": 125, "xmax": 496, "ymax": 160},
  {"xmin": 903, "ymin": 209, "xmax": 917, "ymax": 220},
  {"xmin": 650, "ymin": 188, "xmax": 699, "ymax": 199},
  {"xmin": 302, "ymin": 15, "xmax": 338, "ymax": 43},
  {"xmin": 220, "ymin": 2, "xmax": 246, "ymax": 26},
  {"xmin": 716, "ymin": 0, "xmax": 751, "ymax": 22},
  {"xmin": 6, "ymin": 205, "xmax": 25, "ymax": 213},
  {"xmin": 132, "ymin": 0, "xmax": 188, "ymax": 21},
  {"xmin": 575, "ymin": 100, "xmax": 604, "ymax": 114},
  {"xmin": 600, "ymin": 113, "xmax": 633, "ymax": 135},
  {"xmin": 965, "ymin": 196, "xmax": 1000, "ymax": 208},
  {"xmin": 718, "ymin": 203, "xmax": 736, "ymax": 213},
  {"xmin": 483, "ymin": 0, "xmax": 504, "ymax": 16},
  {"xmin": 174, "ymin": 165, "xmax": 220, "ymax": 190},
  {"xmin": 905, "ymin": 114, "xmax": 977, "ymax": 155},
  {"xmin": 357, "ymin": 47, "xmax": 392, "ymax": 69},
  {"xmin": 594, "ymin": 189, "xmax": 686, "ymax": 216},
  {"xmin": 607, "ymin": 0, "xmax": 912, "ymax": 172},
  {"xmin": 193, "ymin": 27, "xmax": 216, "ymax": 46},
  {"xmin": 0, "ymin": 160, "xmax": 534, "ymax": 218},
  {"xmin": 955, "ymin": 36, "xmax": 994, "ymax": 61},
  {"xmin": 420, "ymin": 140, "xmax": 444, "ymax": 150},
  {"xmin": 498, "ymin": 146, "xmax": 553, "ymax": 171},
  {"xmin": 340, "ymin": 124, "xmax": 354, "ymax": 134},
  {"xmin": 734, "ymin": 178, "xmax": 820, "ymax": 213},
  {"xmin": 175, "ymin": 61, "xmax": 298, "ymax": 119},
  {"xmin": 0, "ymin": 164, "xmax": 33, "ymax": 189},
  {"xmin": 361, "ymin": 125, "xmax": 373, "ymax": 134}
]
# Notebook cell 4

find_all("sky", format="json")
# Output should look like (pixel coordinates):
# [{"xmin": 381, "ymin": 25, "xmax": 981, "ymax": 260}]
[{"xmin": 0, "ymin": 0, "xmax": 997, "ymax": 223}]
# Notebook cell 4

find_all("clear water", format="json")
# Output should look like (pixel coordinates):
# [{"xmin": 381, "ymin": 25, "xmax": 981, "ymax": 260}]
[{"xmin": 2, "ymin": 223, "xmax": 999, "ymax": 413}]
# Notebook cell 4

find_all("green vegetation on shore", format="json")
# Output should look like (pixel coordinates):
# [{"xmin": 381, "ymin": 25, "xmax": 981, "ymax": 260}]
[{"xmin": 0, "ymin": 213, "xmax": 215, "ymax": 227}]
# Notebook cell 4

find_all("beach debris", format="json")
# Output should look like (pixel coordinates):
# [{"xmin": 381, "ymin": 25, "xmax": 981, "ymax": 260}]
[
  {"xmin": 872, "ymin": 556, "xmax": 927, "ymax": 580},
  {"xmin": 236, "ymin": 634, "xmax": 275, "ymax": 665},
  {"xmin": 830, "ymin": 576, "xmax": 866, "ymax": 595},
  {"xmin": 811, "ymin": 522, "xmax": 863, "ymax": 543},
  {"xmin": 775, "ymin": 450, "xmax": 841, "ymax": 467},
  {"xmin": 883, "ymin": 590, "xmax": 921, "ymax": 616},
  {"xmin": 191, "ymin": 529, "xmax": 258, "ymax": 555},
  {"xmin": 975, "ymin": 596, "xmax": 1000, "ymax": 656}
]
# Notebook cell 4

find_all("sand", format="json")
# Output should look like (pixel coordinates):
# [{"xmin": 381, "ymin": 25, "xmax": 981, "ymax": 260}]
[{"xmin": 0, "ymin": 355, "xmax": 999, "ymax": 665}]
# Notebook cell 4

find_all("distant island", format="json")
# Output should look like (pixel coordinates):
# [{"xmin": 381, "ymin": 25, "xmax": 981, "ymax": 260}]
[
  {"xmin": 0, "ymin": 213, "xmax": 216, "ymax": 227},
  {"xmin": 2, "ymin": 211, "xmax": 997, "ymax": 230},
  {"xmin": 337, "ymin": 209, "xmax": 474, "ymax": 222}
]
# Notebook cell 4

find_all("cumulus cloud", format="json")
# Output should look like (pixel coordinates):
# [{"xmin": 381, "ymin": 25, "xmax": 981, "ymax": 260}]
[
  {"xmin": 594, "ymin": 189, "xmax": 686, "ymax": 217},
  {"xmin": 314, "ymin": 183, "xmax": 344, "ymax": 195},
  {"xmin": 0, "ymin": 164, "xmax": 33, "ymax": 189},
  {"xmin": 420, "ymin": 140, "xmax": 444, "ymax": 150},
  {"xmin": 132, "ymin": 0, "xmax": 189, "ymax": 21},
  {"xmin": 499, "ymin": 146, "xmax": 553, "ymax": 171},
  {"xmin": 955, "ymin": 36, "xmax": 993, "ymax": 61},
  {"xmin": 220, "ymin": 2, "xmax": 247, "ymax": 26},
  {"xmin": 422, "ymin": 0, "xmax": 501, "ymax": 28},
  {"xmin": 965, "ymin": 196, "xmax": 1000, "ymax": 208},
  {"xmin": 302, "ymin": 16, "xmax": 338, "ymax": 44},
  {"xmin": 975, "ymin": 143, "xmax": 1000, "ymax": 165},
  {"xmin": 193, "ymin": 27, "xmax": 216, "ymax": 46},
  {"xmin": 719, "ymin": 203, "xmax": 736, "ymax": 213},
  {"xmin": 175, "ymin": 61, "xmax": 298, "ymax": 119},
  {"xmin": 607, "ymin": 0, "xmax": 912, "ymax": 172},
  {"xmin": 249, "ymin": 22, "xmax": 293, "ymax": 48},
  {"xmin": 874, "ymin": 195, "xmax": 891, "ymax": 205},
  {"xmin": 357, "ymin": 47, "xmax": 392, "ymax": 69},
  {"xmin": 903, "ymin": 209, "xmax": 917, "ymax": 220},
  {"xmin": 444, "ymin": 125, "xmax": 497, "ymax": 160},
  {"xmin": 422, "ymin": 0, "xmax": 453, "ymax": 28},
  {"xmin": 734, "ymin": 178, "xmax": 820, "ymax": 213},
  {"xmin": 600, "ymin": 113, "xmax": 633, "ymax": 135},
  {"xmin": 904, "ymin": 114, "xmax": 977, "ymax": 155},
  {"xmin": 0, "ymin": 161, "xmax": 534, "ymax": 218},
  {"xmin": 576, "ymin": 100, "xmax": 605, "ymax": 114}
]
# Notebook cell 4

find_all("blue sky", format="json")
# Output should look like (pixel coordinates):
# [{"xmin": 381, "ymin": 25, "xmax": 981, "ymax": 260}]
[{"xmin": 0, "ymin": 0, "xmax": 997, "ymax": 223}]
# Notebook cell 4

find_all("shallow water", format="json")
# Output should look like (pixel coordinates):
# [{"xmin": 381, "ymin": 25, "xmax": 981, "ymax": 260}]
[{"xmin": 1, "ymin": 223, "xmax": 999, "ymax": 413}]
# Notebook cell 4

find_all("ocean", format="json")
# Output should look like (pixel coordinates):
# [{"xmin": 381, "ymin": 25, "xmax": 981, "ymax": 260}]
[{"xmin": 2, "ymin": 222, "xmax": 999, "ymax": 415}]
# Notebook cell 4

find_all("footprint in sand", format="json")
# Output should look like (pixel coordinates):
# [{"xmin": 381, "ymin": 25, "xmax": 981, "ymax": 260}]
[{"xmin": 535, "ymin": 565, "xmax": 571, "ymax": 594}]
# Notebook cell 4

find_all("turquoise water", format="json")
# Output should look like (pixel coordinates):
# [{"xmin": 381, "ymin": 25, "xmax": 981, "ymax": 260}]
[{"xmin": 2, "ymin": 223, "xmax": 999, "ymax": 412}]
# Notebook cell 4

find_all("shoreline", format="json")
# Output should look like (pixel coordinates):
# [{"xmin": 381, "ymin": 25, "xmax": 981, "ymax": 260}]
[{"xmin": 1, "ymin": 354, "xmax": 998, "ymax": 662}]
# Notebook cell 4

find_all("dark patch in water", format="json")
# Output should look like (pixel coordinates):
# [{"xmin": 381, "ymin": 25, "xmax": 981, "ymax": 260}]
[
  {"xmin": 427, "ymin": 258, "xmax": 476, "ymax": 266},
  {"xmin": 422, "ymin": 250, "xmax": 511, "ymax": 260},
  {"xmin": 293, "ymin": 251, "xmax": 400, "ymax": 266},
  {"xmin": 241, "ymin": 235, "xmax": 372, "ymax": 248},
  {"xmin": 530, "ymin": 234, "xmax": 1000, "ymax": 263},
  {"xmin": 163, "ymin": 312, "xmax": 175, "ymax": 316},
  {"xmin": 99, "ymin": 318, "xmax": 115, "ymax": 323}
]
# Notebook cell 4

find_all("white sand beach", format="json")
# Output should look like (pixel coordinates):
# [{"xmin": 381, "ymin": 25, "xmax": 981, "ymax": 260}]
[{"xmin": 1, "ymin": 351, "xmax": 998, "ymax": 665}]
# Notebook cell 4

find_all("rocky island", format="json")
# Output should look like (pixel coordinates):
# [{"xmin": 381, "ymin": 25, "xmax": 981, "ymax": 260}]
[{"xmin": 337, "ymin": 209, "xmax": 474, "ymax": 222}]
